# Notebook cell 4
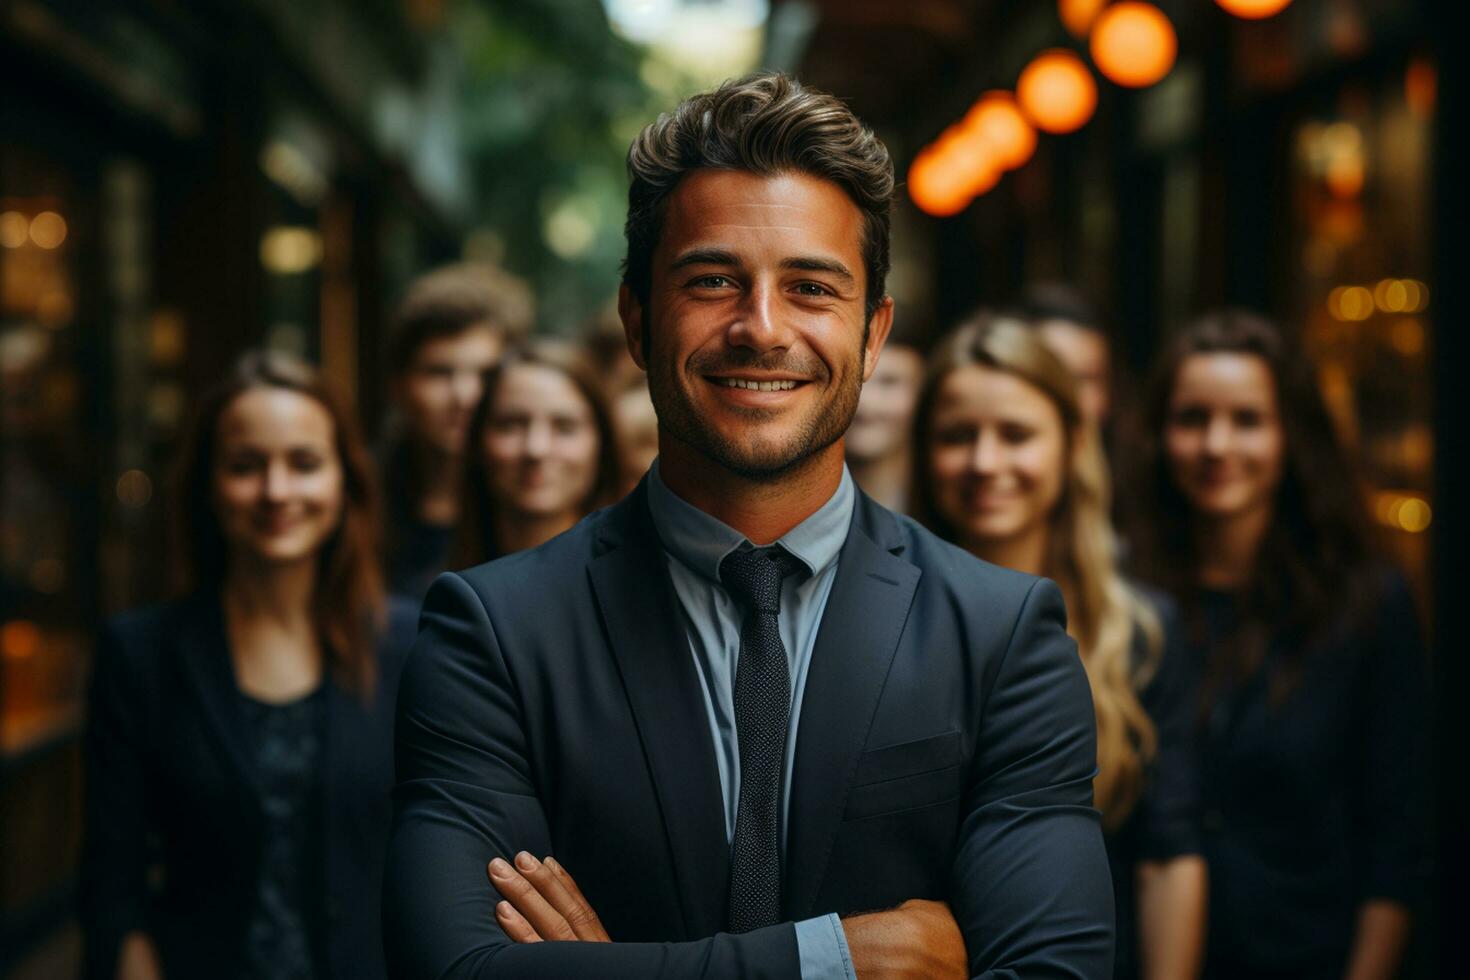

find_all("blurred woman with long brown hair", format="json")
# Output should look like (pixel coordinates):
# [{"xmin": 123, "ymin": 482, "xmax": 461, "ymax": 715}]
[
  {"xmin": 912, "ymin": 313, "xmax": 1207, "ymax": 979},
  {"xmin": 1128, "ymin": 310, "xmax": 1428, "ymax": 980},
  {"xmin": 452, "ymin": 339, "xmax": 622, "ymax": 566},
  {"xmin": 80, "ymin": 351, "xmax": 416, "ymax": 980}
]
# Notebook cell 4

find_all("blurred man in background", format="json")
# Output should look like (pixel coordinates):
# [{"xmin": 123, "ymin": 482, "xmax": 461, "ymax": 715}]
[{"xmin": 379, "ymin": 262, "xmax": 532, "ymax": 599}]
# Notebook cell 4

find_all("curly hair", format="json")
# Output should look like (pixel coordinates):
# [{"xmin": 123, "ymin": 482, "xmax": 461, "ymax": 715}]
[{"xmin": 622, "ymin": 71, "xmax": 894, "ymax": 324}]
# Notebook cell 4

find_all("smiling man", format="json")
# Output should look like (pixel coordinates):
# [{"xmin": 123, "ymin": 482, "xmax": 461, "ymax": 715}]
[{"xmin": 385, "ymin": 73, "xmax": 1113, "ymax": 979}]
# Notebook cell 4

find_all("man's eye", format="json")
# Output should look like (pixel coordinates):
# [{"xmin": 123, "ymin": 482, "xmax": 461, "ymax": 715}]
[
  {"xmin": 793, "ymin": 282, "xmax": 832, "ymax": 298},
  {"xmin": 1172, "ymin": 407, "xmax": 1208, "ymax": 428},
  {"xmin": 692, "ymin": 275, "xmax": 733, "ymax": 289}
]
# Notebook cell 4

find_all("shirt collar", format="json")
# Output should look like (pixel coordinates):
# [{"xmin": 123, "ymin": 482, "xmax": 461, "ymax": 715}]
[{"xmin": 646, "ymin": 458, "xmax": 855, "ymax": 584}]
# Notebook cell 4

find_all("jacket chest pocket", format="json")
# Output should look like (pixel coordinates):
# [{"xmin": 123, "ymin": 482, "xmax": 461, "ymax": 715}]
[{"xmin": 843, "ymin": 730, "xmax": 964, "ymax": 821}]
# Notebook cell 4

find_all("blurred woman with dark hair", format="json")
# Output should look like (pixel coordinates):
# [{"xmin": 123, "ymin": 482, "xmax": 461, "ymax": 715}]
[
  {"xmin": 1129, "ymin": 310, "xmax": 1429, "ymax": 980},
  {"xmin": 453, "ymin": 340, "xmax": 622, "ymax": 566},
  {"xmin": 912, "ymin": 313, "xmax": 1206, "ymax": 979},
  {"xmin": 80, "ymin": 351, "xmax": 416, "ymax": 980}
]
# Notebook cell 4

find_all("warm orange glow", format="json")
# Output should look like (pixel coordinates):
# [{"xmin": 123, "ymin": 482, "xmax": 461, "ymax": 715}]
[
  {"xmin": 1091, "ymin": 3, "xmax": 1176, "ymax": 89},
  {"xmin": 0, "ymin": 211, "xmax": 28, "ymax": 249},
  {"xmin": 1405, "ymin": 58, "xmax": 1436, "ymax": 118},
  {"xmin": 28, "ymin": 211, "xmax": 67, "ymax": 249},
  {"xmin": 1215, "ymin": 0, "xmax": 1293, "ymax": 19},
  {"xmin": 939, "ymin": 125, "xmax": 1005, "ymax": 195},
  {"xmin": 908, "ymin": 150, "xmax": 973, "ymax": 217},
  {"xmin": 1058, "ymin": 0, "xmax": 1107, "ymax": 38},
  {"xmin": 1, "ymin": 621, "xmax": 41, "ymax": 661},
  {"xmin": 1017, "ymin": 50, "xmax": 1098, "ymax": 134},
  {"xmin": 961, "ymin": 92, "xmax": 1037, "ymax": 171}
]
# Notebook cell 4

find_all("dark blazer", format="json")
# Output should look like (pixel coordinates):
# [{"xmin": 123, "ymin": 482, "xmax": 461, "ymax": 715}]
[
  {"xmin": 79, "ymin": 592, "xmax": 418, "ymax": 980},
  {"xmin": 385, "ymin": 481, "xmax": 1114, "ymax": 978}
]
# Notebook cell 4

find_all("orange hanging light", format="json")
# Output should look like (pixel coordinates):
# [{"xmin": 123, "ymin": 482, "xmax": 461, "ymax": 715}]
[
  {"xmin": 1215, "ymin": 0, "xmax": 1293, "ymax": 19},
  {"xmin": 961, "ymin": 92, "xmax": 1037, "ymax": 171},
  {"xmin": 908, "ymin": 149, "xmax": 972, "ymax": 217},
  {"xmin": 1017, "ymin": 50, "xmax": 1098, "ymax": 135},
  {"xmin": 1090, "ymin": 2, "xmax": 1177, "ymax": 89},
  {"xmin": 1058, "ymin": 0, "xmax": 1107, "ymax": 38},
  {"xmin": 933, "ymin": 126, "xmax": 1002, "ymax": 198}
]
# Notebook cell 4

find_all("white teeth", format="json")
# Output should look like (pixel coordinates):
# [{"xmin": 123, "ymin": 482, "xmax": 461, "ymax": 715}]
[{"xmin": 718, "ymin": 378, "xmax": 798, "ymax": 391}]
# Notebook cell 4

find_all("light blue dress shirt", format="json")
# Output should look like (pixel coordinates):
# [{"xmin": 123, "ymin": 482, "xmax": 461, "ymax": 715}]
[{"xmin": 645, "ymin": 460, "xmax": 858, "ymax": 980}]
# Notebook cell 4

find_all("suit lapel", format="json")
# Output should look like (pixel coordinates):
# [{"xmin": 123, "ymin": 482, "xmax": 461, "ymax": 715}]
[
  {"xmin": 785, "ymin": 494, "xmax": 921, "ymax": 918},
  {"xmin": 588, "ymin": 484, "xmax": 731, "ymax": 939},
  {"xmin": 173, "ymin": 594, "xmax": 261, "ymax": 796}
]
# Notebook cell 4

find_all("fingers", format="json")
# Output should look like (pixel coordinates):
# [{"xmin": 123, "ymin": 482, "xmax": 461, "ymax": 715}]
[
  {"xmin": 495, "ymin": 900, "xmax": 542, "ymax": 943},
  {"xmin": 488, "ymin": 855, "xmax": 576, "ymax": 942},
  {"xmin": 488, "ymin": 853, "xmax": 612, "ymax": 943},
  {"xmin": 546, "ymin": 857, "xmax": 612, "ymax": 941}
]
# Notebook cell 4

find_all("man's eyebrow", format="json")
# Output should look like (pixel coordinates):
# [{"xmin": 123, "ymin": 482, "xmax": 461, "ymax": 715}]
[
  {"xmin": 783, "ymin": 256, "xmax": 856, "ymax": 285},
  {"xmin": 670, "ymin": 248, "xmax": 741, "ymax": 270}
]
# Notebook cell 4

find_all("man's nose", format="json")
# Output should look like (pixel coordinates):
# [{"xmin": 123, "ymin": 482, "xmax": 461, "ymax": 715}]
[
  {"xmin": 725, "ymin": 281, "xmax": 792, "ymax": 352},
  {"xmin": 451, "ymin": 370, "xmax": 483, "ymax": 409}
]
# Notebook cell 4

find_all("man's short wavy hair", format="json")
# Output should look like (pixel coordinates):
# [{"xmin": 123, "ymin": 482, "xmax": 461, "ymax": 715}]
[{"xmin": 622, "ymin": 71, "xmax": 894, "ymax": 323}]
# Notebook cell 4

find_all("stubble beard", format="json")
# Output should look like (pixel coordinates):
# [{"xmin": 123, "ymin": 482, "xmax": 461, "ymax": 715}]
[{"xmin": 647, "ymin": 350, "xmax": 864, "ymax": 484}]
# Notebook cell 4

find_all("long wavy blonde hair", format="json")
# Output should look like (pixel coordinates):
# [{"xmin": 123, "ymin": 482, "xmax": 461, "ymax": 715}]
[{"xmin": 912, "ymin": 313, "xmax": 1162, "ymax": 829}]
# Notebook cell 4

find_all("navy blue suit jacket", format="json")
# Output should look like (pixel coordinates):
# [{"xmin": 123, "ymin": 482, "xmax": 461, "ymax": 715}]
[
  {"xmin": 80, "ymin": 594, "xmax": 418, "ymax": 980},
  {"xmin": 385, "ymin": 481, "xmax": 1113, "ymax": 978}
]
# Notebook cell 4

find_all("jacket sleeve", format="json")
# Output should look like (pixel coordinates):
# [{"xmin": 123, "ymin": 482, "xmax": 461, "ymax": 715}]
[
  {"xmin": 79, "ymin": 621, "xmax": 154, "ymax": 980},
  {"xmin": 383, "ymin": 572, "xmax": 800, "ymax": 979},
  {"xmin": 949, "ymin": 578, "xmax": 1115, "ymax": 979}
]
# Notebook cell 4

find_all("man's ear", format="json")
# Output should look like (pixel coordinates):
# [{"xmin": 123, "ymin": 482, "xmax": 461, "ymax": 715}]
[
  {"xmin": 861, "ymin": 296, "xmax": 896, "ymax": 383},
  {"xmin": 618, "ymin": 284, "xmax": 648, "ymax": 371}
]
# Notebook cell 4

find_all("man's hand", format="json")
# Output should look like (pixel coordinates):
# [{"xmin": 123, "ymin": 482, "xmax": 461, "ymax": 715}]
[
  {"xmin": 488, "ymin": 851, "xmax": 612, "ymax": 943},
  {"xmin": 841, "ymin": 899, "xmax": 967, "ymax": 980}
]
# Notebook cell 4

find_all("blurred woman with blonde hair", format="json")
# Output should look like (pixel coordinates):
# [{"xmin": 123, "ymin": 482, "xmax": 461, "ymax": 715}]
[{"xmin": 912, "ymin": 312, "xmax": 1206, "ymax": 979}]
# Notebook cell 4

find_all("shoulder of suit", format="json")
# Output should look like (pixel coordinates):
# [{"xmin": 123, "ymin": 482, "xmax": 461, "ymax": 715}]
[
  {"xmin": 453, "ymin": 507, "xmax": 609, "ymax": 599},
  {"xmin": 885, "ymin": 510, "xmax": 1041, "ymax": 604}
]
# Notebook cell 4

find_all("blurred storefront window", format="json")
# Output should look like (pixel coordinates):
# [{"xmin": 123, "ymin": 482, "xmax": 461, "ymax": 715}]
[{"xmin": 1291, "ymin": 60, "xmax": 1435, "ymax": 595}]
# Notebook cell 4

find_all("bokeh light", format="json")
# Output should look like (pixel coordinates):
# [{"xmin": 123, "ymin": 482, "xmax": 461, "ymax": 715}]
[
  {"xmin": 908, "ymin": 149, "xmax": 974, "ymax": 217},
  {"xmin": 961, "ymin": 92, "xmax": 1037, "ymax": 171},
  {"xmin": 0, "ymin": 211, "xmax": 29, "ymax": 249},
  {"xmin": 1090, "ymin": 3, "xmax": 1177, "ymax": 89},
  {"xmin": 1216, "ymin": 0, "xmax": 1293, "ymax": 19},
  {"xmin": 1017, "ymin": 49, "xmax": 1098, "ymax": 134},
  {"xmin": 1059, "ymin": 0, "xmax": 1107, "ymax": 38},
  {"xmin": 0, "ymin": 621, "xmax": 41, "ymax": 661},
  {"xmin": 29, "ymin": 211, "xmax": 68, "ymax": 249}
]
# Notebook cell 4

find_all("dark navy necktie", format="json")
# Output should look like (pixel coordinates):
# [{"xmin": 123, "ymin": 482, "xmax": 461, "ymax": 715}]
[{"xmin": 720, "ymin": 545, "xmax": 803, "ymax": 934}]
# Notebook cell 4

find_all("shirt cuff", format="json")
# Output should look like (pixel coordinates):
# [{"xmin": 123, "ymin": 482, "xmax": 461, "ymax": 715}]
[{"xmin": 795, "ymin": 912, "xmax": 857, "ymax": 980}]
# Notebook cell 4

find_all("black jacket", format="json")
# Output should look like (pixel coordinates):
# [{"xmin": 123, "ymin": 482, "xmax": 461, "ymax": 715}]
[
  {"xmin": 79, "ymin": 592, "xmax": 418, "ymax": 980},
  {"xmin": 384, "ymin": 479, "xmax": 1115, "ymax": 978}
]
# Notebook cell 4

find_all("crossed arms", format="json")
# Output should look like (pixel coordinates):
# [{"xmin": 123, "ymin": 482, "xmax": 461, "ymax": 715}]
[{"xmin": 383, "ymin": 571, "xmax": 1113, "ymax": 978}]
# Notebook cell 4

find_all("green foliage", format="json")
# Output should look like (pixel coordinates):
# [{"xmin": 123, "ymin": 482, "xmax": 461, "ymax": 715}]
[{"xmin": 450, "ymin": 0, "xmax": 662, "ymax": 332}]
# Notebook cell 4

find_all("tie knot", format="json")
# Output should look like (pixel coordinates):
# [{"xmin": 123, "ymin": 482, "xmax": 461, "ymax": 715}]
[{"xmin": 719, "ymin": 546, "xmax": 802, "ymax": 613}]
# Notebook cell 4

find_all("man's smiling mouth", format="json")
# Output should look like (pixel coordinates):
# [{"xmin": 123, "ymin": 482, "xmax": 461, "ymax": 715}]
[{"xmin": 714, "ymin": 378, "xmax": 802, "ymax": 391}]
